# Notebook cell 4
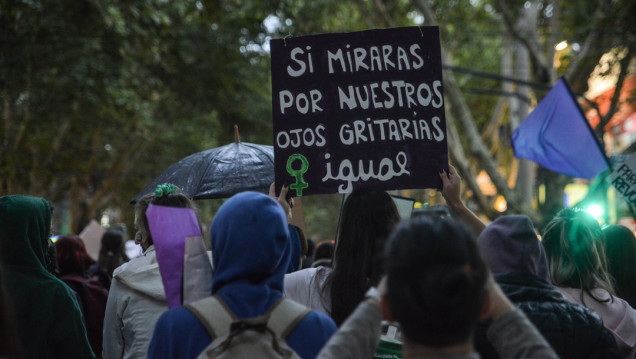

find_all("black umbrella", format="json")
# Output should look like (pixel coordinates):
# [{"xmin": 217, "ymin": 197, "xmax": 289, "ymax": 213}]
[{"xmin": 131, "ymin": 127, "xmax": 274, "ymax": 203}]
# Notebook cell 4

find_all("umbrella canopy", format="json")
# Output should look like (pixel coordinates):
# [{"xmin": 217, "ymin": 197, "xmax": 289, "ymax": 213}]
[{"xmin": 132, "ymin": 141, "xmax": 274, "ymax": 203}]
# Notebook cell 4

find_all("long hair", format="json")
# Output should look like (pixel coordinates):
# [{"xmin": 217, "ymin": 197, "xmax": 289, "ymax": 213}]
[
  {"xmin": 386, "ymin": 216, "xmax": 488, "ymax": 346},
  {"xmin": 542, "ymin": 208, "xmax": 614, "ymax": 305},
  {"xmin": 134, "ymin": 184, "xmax": 194, "ymax": 248},
  {"xmin": 97, "ymin": 230, "xmax": 129, "ymax": 278},
  {"xmin": 324, "ymin": 189, "xmax": 400, "ymax": 326},
  {"xmin": 602, "ymin": 224, "xmax": 636, "ymax": 308},
  {"xmin": 55, "ymin": 234, "xmax": 94, "ymax": 276}
]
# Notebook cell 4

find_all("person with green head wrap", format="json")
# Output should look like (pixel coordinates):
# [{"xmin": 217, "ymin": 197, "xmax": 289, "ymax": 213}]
[{"xmin": 0, "ymin": 195, "xmax": 95, "ymax": 359}]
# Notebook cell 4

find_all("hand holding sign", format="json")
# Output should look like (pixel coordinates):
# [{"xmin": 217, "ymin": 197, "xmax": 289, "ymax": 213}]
[
  {"xmin": 269, "ymin": 182, "xmax": 293, "ymax": 222},
  {"xmin": 439, "ymin": 165, "xmax": 486, "ymax": 236}
]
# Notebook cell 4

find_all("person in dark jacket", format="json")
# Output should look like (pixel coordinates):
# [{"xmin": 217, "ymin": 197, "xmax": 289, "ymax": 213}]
[
  {"xmin": 475, "ymin": 214, "xmax": 620, "ymax": 359},
  {"xmin": 0, "ymin": 195, "xmax": 95, "ymax": 359}
]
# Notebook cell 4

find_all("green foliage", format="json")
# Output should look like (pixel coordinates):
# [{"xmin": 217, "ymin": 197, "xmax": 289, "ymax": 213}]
[
  {"xmin": 0, "ymin": 0, "xmax": 281, "ymax": 233},
  {"xmin": 2, "ymin": 0, "xmax": 633, "ymax": 236}
]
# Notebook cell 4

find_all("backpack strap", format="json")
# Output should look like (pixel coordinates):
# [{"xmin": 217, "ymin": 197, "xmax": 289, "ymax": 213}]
[
  {"xmin": 184, "ymin": 295, "xmax": 236, "ymax": 339},
  {"xmin": 266, "ymin": 298, "xmax": 312, "ymax": 339},
  {"xmin": 185, "ymin": 296, "xmax": 311, "ymax": 340}
]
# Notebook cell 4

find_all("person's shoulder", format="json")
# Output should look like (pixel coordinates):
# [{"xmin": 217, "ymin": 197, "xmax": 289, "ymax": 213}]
[
  {"xmin": 112, "ymin": 252, "xmax": 156, "ymax": 278},
  {"xmin": 49, "ymin": 277, "xmax": 85, "ymax": 314},
  {"xmin": 157, "ymin": 305, "xmax": 200, "ymax": 326},
  {"xmin": 149, "ymin": 305, "xmax": 211, "ymax": 359},
  {"xmin": 112, "ymin": 259, "xmax": 132, "ymax": 277},
  {"xmin": 154, "ymin": 305, "xmax": 207, "ymax": 341},
  {"xmin": 302, "ymin": 309, "xmax": 337, "ymax": 332},
  {"xmin": 286, "ymin": 267, "xmax": 319, "ymax": 278},
  {"xmin": 285, "ymin": 267, "xmax": 320, "ymax": 285}
]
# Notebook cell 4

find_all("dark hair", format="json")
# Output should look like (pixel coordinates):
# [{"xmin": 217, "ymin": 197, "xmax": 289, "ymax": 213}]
[
  {"xmin": 55, "ymin": 235, "xmax": 94, "ymax": 276},
  {"xmin": 541, "ymin": 208, "xmax": 614, "ymax": 305},
  {"xmin": 98, "ymin": 230, "xmax": 129, "ymax": 278},
  {"xmin": 602, "ymin": 224, "xmax": 636, "ymax": 308},
  {"xmin": 386, "ymin": 216, "xmax": 488, "ymax": 346},
  {"xmin": 314, "ymin": 241, "xmax": 334, "ymax": 261},
  {"xmin": 325, "ymin": 189, "xmax": 401, "ymax": 326},
  {"xmin": 134, "ymin": 184, "xmax": 194, "ymax": 248}
]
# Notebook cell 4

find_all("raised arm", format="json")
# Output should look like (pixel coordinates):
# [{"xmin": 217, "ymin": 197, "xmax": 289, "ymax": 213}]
[
  {"xmin": 439, "ymin": 165, "xmax": 486, "ymax": 236},
  {"xmin": 315, "ymin": 279, "xmax": 386, "ymax": 359}
]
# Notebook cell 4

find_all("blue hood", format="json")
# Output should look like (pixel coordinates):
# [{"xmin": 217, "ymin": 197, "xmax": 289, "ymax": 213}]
[{"xmin": 211, "ymin": 192, "xmax": 290, "ymax": 318}]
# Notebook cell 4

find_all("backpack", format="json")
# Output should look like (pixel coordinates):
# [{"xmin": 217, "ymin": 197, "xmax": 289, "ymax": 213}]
[
  {"xmin": 184, "ymin": 295, "xmax": 311, "ymax": 359},
  {"xmin": 61, "ymin": 274, "xmax": 109, "ymax": 355}
]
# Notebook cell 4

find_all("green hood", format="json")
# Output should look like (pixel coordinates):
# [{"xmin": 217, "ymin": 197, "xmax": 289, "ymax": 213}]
[
  {"xmin": 0, "ymin": 195, "xmax": 52, "ymax": 273},
  {"xmin": 0, "ymin": 195, "xmax": 95, "ymax": 358}
]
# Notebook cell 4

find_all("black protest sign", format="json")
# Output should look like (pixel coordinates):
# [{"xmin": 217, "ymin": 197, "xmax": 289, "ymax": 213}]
[{"xmin": 271, "ymin": 26, "xmax": 447, "ymax": 197}]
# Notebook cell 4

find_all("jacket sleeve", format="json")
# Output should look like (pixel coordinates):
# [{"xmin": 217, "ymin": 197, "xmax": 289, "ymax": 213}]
[
  {"xmin": 583, "ymin": 310, "xmax": 622, "ymax": 359},
  {"xmin": 487, "ymin": 309, "xmax": 558, "ymax": 359},
  {"xmin": 102, "ymin": 278, "xmax": 126, "ymax": 359},
  {"xmin": 316, "ymin": 300, "xmax": 382, "ymax": 359}
]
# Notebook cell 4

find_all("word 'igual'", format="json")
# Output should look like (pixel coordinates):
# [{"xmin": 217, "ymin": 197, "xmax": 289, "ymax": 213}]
[{"xmin": 322, "ymin": 151, "xmax": 410, "ymax": 193}]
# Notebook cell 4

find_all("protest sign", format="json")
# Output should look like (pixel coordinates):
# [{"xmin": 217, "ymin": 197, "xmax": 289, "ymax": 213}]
[
  {"xmin": 146, "ymin": 204, "xmax": 202, "ymax": 308},
  {"xmin": 609, "ymin": 153, "xmax": 636, "ymax": 207},
  {"xmin": 271, "ymin": 26, "xmax": 447, "ymax": 196},
  {"xmin": 79, "ymin": 219, "xmax": 105, "ymax": 261}
]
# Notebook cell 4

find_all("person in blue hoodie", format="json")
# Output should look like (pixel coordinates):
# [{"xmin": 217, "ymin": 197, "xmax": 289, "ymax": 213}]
[{"xmin": 147, "ymin": 190, "xmax": 337, "ymax": 359}]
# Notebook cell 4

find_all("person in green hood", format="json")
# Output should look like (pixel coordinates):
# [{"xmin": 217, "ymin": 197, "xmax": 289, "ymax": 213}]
[{"xmin": 0, "ymin": 195, "xmax": 95, "ymax": 359}]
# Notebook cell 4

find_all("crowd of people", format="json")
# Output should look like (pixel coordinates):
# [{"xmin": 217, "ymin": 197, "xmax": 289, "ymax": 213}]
[{"xmin": 0, "ymin": 164, "xmax": 635, "ymax": 359}]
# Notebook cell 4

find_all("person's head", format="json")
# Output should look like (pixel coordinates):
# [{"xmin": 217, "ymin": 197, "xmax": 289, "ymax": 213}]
[
  {"xmin": 541, "ymin": 208, "xmax": 614, "ymax": 302},
  {"xmin": 385, "ymin": 215, "xmax": 488, "ymax": 348},
  {"xmin": 329, "ymin": 189, "xmax": 401, "ymax": 325},
  {"xmin": 0, "ymin": 195, "xmax": 52, "ymax": 272},
  {"xmin": 98, "ymin": 230, "xmax": 129, "ymax": 277},
  {"xmin": 477, "ymin": 215, "xmax": 550, "ymax": 282},
  {"xmin": 311, "ymin": 240, "xmax": 334, "ymax": 268},
  {"xmin": 134, "ymin": 183, "xmax": 194, "ymax": 251},
  {"xmin": 210, "ymin": 191, "xmax": 290, "ymax": 294},
  {"xmin": 602, "ymin": 224, "xmax": 636, "ymax": 307},
  {"xmin": 55, "ymin": 235, "xmax": 93, "ymax": 276}
]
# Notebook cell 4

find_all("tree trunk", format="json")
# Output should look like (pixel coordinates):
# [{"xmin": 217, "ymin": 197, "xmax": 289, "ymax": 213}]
[
  {"xmin": 514, "ymin": 5, "xmax": 536, "ymax": 207},
  {"xmin": 415, "ymin": 0, "xmax": 540, "ymax": 223}
]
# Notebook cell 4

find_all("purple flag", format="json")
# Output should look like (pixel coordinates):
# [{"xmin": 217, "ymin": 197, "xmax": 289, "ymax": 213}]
[
  {"xmin": 511, "ymin": 77, "xmax": 609, "ymax": 180},
  {"xmin": 146, "ymin": 204, "xmax": 202, "ymax": 308}
]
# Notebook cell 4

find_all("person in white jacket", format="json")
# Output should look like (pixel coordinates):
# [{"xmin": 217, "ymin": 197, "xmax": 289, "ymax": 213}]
[{"xmin": 102, "ymin": 184, "xmax": 194, "ymax": 359}]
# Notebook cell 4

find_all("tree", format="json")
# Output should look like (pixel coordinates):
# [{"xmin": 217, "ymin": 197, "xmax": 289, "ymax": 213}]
[
  {"xmin": 2, "ymin": 0, "xmax": 633, "ymax": 239},
  {"xmin": 0, "ymin": 0, "xmax": 282, "ymax": 233},
  {"xmin": 272, "ymin": 0, "xmax": 635, "ymax": 230}
]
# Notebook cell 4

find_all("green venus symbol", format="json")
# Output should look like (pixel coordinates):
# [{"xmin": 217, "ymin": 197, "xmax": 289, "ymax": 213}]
[{"xmin": 286, "ymin": 154, "xmax": 309, "ymax": 196}]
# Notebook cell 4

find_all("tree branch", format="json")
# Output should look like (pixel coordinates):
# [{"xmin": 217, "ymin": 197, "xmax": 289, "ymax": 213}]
[
  {"xmin": 371, "ymin": 0, "xmax": 396, "ymax": 28},
  {"xmin": 564, "ymin": 3, "xmax": 609, "ymax": 91},
  {"xmin": 413, "ymin": 0, "xmax": 541, "ymax": 223},
  {"xmin": 493, "ymin": 0, "xmax": 550, "ymax": 83}
]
